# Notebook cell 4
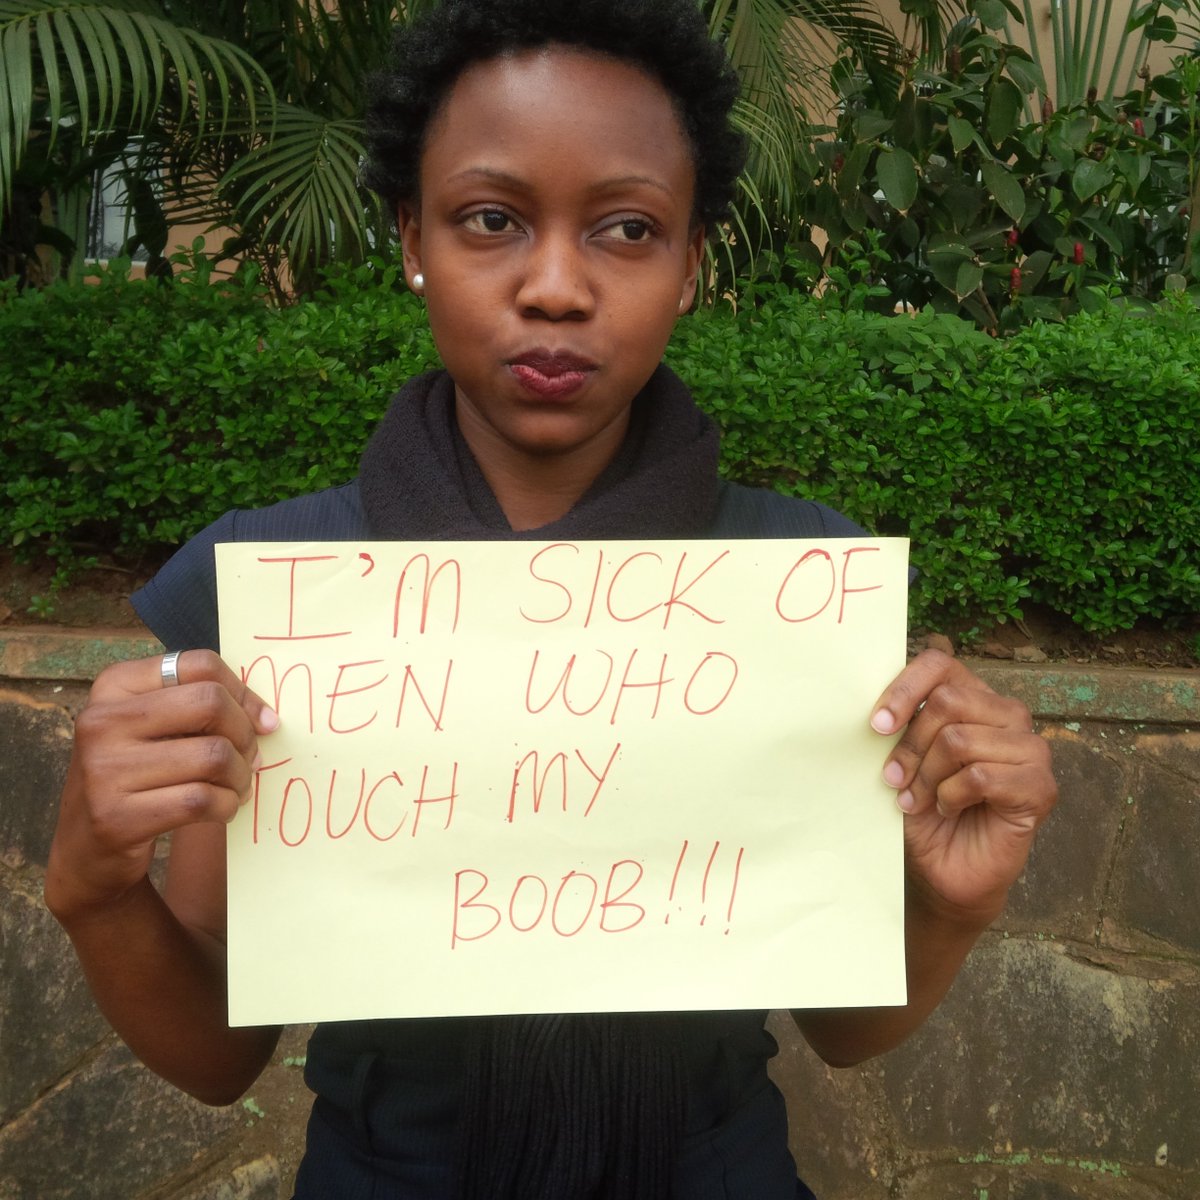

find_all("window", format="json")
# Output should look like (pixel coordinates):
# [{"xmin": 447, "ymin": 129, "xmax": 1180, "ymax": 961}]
[{"xmin": 85, "ymin": 147, "xmax": 154, "ymax": 263}]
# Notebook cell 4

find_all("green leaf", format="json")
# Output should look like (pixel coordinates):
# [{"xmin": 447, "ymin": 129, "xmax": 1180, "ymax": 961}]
[
  {"xmin": 1005, "ymin": 55, "xmax": 1045, "ymax": 96},
  {"xmin": 982, "ymin": 159, "xmax": 1025, "ymax": 222},
  {"xmin": 1072, "ymin": 158, "xmax": 1114, "ymax": 201},
  {"xmin": 1063, "ymin": 115, "xmax": 1094, "ymax": 151},
  {"xmin": 877, "ymin": 147, "xmax": 919, "ymax": 212},
  {"xmin": 1078, "ymin": 215, "xmax": 1124, "ymax": 255},
  {"xmin": 974, "ymin": 0, "xmax": 1009, "ymax": 30},
  {"xmin": 1144, "ymin": 15, "xmax": 1178, "ymax": 42},
  {"xmin": 926, "ymin": 236, "xmax": 973, "ymax": 293},
  {"xmin": 1151, "ymin": 72, "xmax": 1183, "ymax": 103},
  {"xmin": 954, "ymin": 260, "xmax": 984, "ymax": 298},
  {"xmin": 1114, "ymin": 149, "xmax": 1151, "ymax": 191},
  {"xmin": 836, "ymin": 142, "xmax": 871, "ymax": 200},
  {"xmin": 893, "ymin": 86, "xmax": 917, "ymax": 148},
  {"xmin": 855, "ymin": 111, "xmax": 893, "ymax": 139},
  {"xmin": 987, "ymin": 79, "xmax": 1024, "ymax": 146},
  {"xmin": 913, "ymin": 96, "xmax": 937, "ymax": 154},
  {"xmin": 927, "ymin": 234, "xmax": 974, "ymax": 258},
  {"xmin": 1126, "ymin": 4, "xmax": 1156, "ymax": 32},
  {"xmin": 928, "ymin": 252, "xmax": 965, "ymax": 293},
  {"xmin": 948, "ymin": 114, "xmax": 979, "ymax": 153},
  {"xmin": 841, "ymin": 191, "xmax": 868, "ymax": 232},
  {"xmin": 941, "ymin": 182, "xmax": 986, "ymax": 229}
]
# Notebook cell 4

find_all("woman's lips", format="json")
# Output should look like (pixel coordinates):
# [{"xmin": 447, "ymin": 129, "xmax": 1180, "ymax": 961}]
[{"xmin": 509, "ymin": 352, "xmax": 597, "ymax": 399}]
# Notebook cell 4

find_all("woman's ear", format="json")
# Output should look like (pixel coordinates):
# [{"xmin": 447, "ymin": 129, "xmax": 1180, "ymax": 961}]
[
  {"xmin": 678, "ymin": 224, "xmax": 707, "ymax": 314},
  {"xmin": 396, "ymin": 203, "xmax": 424, "ymax": 292}
]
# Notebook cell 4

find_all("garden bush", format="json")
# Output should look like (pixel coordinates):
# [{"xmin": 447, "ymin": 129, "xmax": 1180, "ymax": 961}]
[
  {"xmin": 792, "ymin": 8, "xmax": 1200, "ymax": 332},
  {"xmin": 2, "ymin": 259, "xmax": 1196, "ymax": 635},
  {"xmin": 668, "ymin": 288, "xmax": 1200, "ymax": 633},
  {"xmin": 2, "ymin": 257, "xmax": 436, "ymax": 554}
]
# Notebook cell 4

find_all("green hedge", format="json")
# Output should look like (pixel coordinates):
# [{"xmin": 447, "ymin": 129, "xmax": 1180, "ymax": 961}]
[
  {"xmin": 668, "ymin": 292, "xmax": 1200, "ymax": 633},
  {"xmin": 3, "ymin": 260, "xmax": 1197, "ymax": 634},
  {"xmin": 2, "ymin": 260, "xmax": 435, "ymax": 556}
]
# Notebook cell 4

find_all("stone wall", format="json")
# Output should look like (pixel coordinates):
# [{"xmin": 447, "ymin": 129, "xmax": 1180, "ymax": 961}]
[{"xmin": 2, "ymin": 630, "xmax": 1196, "ymax": 1200}]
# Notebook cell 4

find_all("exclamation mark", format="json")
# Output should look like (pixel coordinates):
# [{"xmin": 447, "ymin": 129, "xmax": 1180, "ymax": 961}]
[
  {"xmin": 699, "ymin": 841, "xmax": 721, "ymax": 926},
  {"xmin": 724, "ymin": 847, "xmax": 744, "ymax": 935},
  {"xmin": 665, "ymin": 839, "xmax": 689, "ymax": 924}
]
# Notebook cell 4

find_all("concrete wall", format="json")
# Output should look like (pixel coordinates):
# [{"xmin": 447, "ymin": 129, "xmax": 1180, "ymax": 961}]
[{"xmin": 1, "ymin": 630, "xmax": 1196, "ymax": 1200}]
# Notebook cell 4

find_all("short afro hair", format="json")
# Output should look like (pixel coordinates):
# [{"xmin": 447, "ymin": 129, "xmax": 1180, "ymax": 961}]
[{"xmin": 363, "ymin": 0, "xmax": 746, "ymax": 228}]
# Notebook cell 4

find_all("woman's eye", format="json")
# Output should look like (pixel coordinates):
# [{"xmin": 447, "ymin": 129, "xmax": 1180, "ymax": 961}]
[
  {"xmin": 465, "ymin": 209, "xmax": 514, "ymax": 234},
  {"xmin": 599, "ymin": 219, "xmax": 654, "ymax": 242}
]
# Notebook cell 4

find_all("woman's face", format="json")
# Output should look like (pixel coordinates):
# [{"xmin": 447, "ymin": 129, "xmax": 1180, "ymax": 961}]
[{"xmin": 397, "ymin": 47, "xmax": 704, "ymax": 495}]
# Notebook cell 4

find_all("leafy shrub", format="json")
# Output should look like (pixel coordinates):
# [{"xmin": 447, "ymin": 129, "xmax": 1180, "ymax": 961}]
[
  {"xmin": 2, "ymin": 259, "xmax": 1197, "ymax": 634},
  {"xmin": 667, "ymin": 287, "xmax": 1200, "ymax": 632},
  {"xmin": 796, "ymin": 5, "xmax": 1200, "ymax": 331},
  {"xmin": 1, "ymin": 256, "xmax": 437, "ymax": 557}
]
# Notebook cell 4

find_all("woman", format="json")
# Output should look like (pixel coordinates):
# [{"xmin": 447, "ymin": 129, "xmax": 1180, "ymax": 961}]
[{"xmin": 45, "ymin": 1, "xmax": 1057, "ymax": 1196}]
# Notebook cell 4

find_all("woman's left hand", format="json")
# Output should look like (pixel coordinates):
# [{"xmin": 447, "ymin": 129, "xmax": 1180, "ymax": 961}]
[{"xmin": 871, "ymin": 649, "xmax": 1058, "ymax": 926}]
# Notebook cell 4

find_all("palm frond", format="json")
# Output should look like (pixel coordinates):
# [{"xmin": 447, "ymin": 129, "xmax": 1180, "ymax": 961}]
[
  {"xmin": 731, "ymin": 95, "xmax": 814, "ymax": 217},
  {"xmin": 709, "ymin": 0, "xmax": 818, "ymax": 125},
  {"xmin": 714, "ymin": 168, "xmax": 774, "ymax": 289},
  {"xmin": 0, "ymin": 0, "xmax": 270, "ymax": 213},
  {"xmin": 217, "ymin": 105, "xmax": 377, "ymax": 271},
  {"xmin": 302, "ymin": 2, "xmax": 405, "ymax": 117}
]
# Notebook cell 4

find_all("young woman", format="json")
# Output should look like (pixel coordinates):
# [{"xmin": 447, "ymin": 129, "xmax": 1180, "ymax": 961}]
[{"xmin": 45, "ymin": 2, "xmax": 1057, "ymax": 1196}]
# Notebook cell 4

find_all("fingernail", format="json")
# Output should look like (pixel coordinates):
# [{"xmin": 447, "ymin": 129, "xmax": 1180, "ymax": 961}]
[
  {"xmin": 260, "ymin": 707, "xmax": 280, "ymax": 733},
  {"xmin": 871, "ymin": 708, "xmax": 897, "ymax": 734},
  {"xmin": 896, "ymin": 789, "xmax": 915, "ymax": 812},
  {"xmin": 882, "ymin": 760, "xmax": 905, "ymax": 788}
]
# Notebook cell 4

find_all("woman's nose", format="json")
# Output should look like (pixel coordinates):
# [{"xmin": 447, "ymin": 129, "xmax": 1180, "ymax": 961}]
[{"xmin": 515, "ymin": 233, "xmax": 595, "ymax": 320}]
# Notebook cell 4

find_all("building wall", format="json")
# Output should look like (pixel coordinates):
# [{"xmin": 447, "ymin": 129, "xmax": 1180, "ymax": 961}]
[{"xmin": 1, "ymin": 632, "xmax": 1196, "ymax": 1199}]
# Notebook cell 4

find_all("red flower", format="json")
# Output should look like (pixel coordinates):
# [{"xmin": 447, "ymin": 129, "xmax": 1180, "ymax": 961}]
[
  {"xmin": 1010, "ymin": 266, "xmax": 1022, "ymax": 294},
  {"xmin": 1073, "ymin": 242, "xmax": 1085, "ymax": 265},
  {"xmin": 832, "ymin": 152, "xmax": 845, "ymax": 174},
  {"xmin": 1006, "ymin": 228, "xmax": 1020, "ymax": 248},
  {"xmin": 1133, "ymin": 118, "xmax": 1145, "ymax": 137}
]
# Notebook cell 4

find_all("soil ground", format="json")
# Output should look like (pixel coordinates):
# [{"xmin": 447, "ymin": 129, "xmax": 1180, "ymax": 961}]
[{"xmin": 2, "ymin": 551, "xmax": 1197, "ymax": 669}]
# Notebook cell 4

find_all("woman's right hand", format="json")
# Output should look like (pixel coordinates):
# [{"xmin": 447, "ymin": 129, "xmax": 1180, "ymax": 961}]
[{"xmin": 46, "ymin": 649, "xmax": 278, "ymax": 922}]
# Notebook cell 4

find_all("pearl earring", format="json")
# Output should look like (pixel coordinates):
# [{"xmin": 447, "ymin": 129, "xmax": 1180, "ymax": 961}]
[{"xmin": 412, "ymin": 272, "xmax": 424, "ymax": 292}]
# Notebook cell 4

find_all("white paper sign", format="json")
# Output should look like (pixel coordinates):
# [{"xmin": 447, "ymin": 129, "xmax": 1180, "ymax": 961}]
[{"xmin": 217, "ymin": 537, "xmax": 909, "ymax": 1025}]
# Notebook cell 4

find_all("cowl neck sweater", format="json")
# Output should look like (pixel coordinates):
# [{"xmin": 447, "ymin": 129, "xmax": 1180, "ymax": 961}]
[
  {"xmin": 357, "ymin": 365, "xmax": 722, "ymax": 1200},
  {"xmin": 358, "ymin": 364, "xmax": 721, "ymax": 542}
]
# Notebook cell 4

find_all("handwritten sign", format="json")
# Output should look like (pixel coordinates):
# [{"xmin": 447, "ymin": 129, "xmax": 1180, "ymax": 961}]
[{"xmin": 216, "ymin": 538, "xmax": 910, "ymax": 1026}]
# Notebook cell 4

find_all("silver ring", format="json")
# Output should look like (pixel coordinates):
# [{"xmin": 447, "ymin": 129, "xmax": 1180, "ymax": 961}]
[{"xmin": 161, "ymin": 651, "xmax": 182, "ymax": 688}]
